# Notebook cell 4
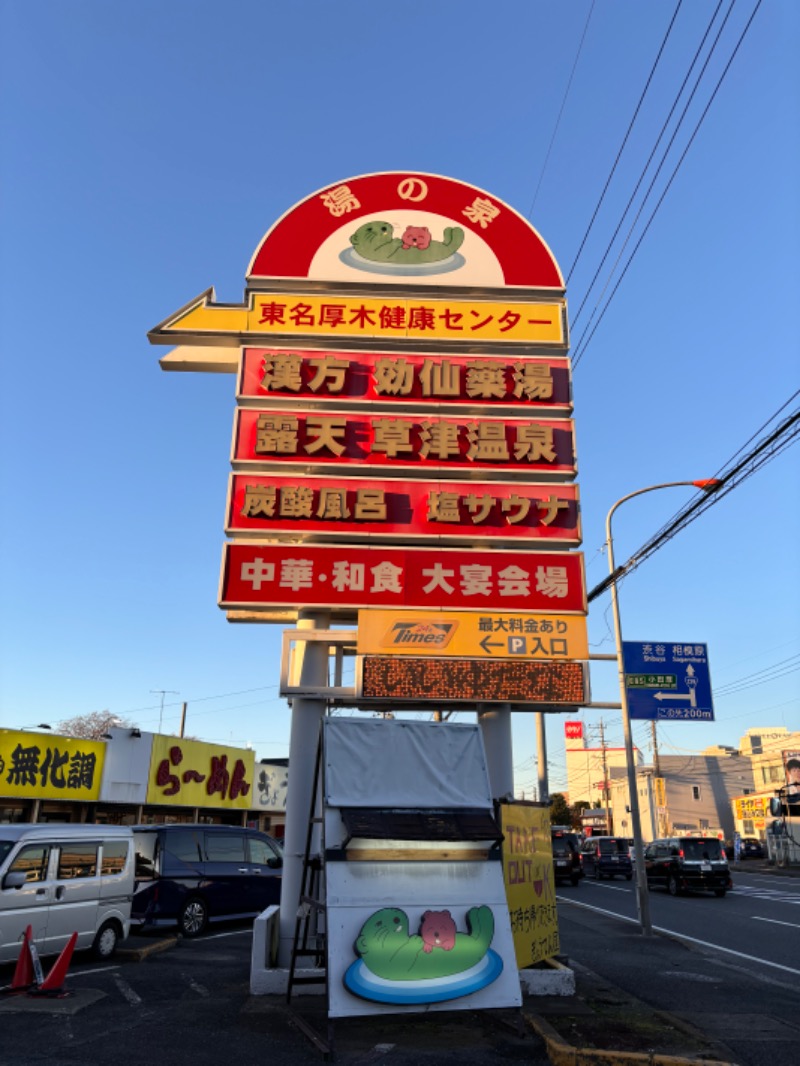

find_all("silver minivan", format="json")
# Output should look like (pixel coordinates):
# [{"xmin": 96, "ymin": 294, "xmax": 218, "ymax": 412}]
[{"xmin": 0, "ymin": 824, "xmax": 134, "ymax": 963}]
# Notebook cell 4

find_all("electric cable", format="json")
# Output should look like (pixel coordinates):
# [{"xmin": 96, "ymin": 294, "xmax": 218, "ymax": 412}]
[
  {"xmin": 572, "ymin": 0, "xmax": 763, "ymax": 369},
  {"xmin": 588, "ymin": 398, "xmax": 800, "ymax": 602},
  {"xmin": 528, "ymin": 0, "xmax": 596, "ymax": 220},
  {"xmin": 570, "ymin": 0, "xmax": 724, "ymax": 328},
  {"xmin": 566, "ymin": 0, "xmax": 684, "ymax": 286}
]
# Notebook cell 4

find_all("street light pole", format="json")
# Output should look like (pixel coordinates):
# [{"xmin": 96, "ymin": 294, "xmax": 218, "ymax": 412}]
[{"xmin": 606, "ymin": 478, "xmax": 720, "ymax": 937}]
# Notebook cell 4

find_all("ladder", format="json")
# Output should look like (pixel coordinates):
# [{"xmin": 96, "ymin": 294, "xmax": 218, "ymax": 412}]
[{"xmin": 286, "ymin": 737, "xmax": 334, "ymax": 1058}]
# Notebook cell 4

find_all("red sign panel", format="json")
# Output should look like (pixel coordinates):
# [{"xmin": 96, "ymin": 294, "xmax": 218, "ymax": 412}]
[
  {"xmin": 227, "ymin": 474, "xmax": 580, "ymax": 545},
  {"xmin": 248, "ymin": 171, "xmax": 563, "ymax": 288},
  {"xmin": 564, "ymin": 721, "xmax": 584, "ymax": 740},
  {"xmin": 237, "ymin": 348, "xmax": 573, "ymax": 414},
  {"xmin": 232, "ymin": 408, "xmax": 576, "ymax": 479},
  {"xmin": 220, "ymin": 543, "xmax": 587, "ymax": 614}
]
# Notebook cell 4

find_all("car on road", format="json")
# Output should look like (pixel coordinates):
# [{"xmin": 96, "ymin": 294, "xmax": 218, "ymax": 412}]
[
  {"xmin": 580, "ymin": 836, "xmax": 633, "ymax": 880},
  {"xmin": 739, "ymin": 837, "xmax": 765, "ymax": 860},
  {"xmin": 551, "ymin": 828, "xmax": 583, "ymax": 886},
  {"xmin": 131, "ymin": 824, "xmax": 283, "ymax": 937},
  {"xmin": 643, "ymin": 836, "xmax": 732, "ymax": 897},
  {"xmin": 0, "ymin": 823, "xmax": 133, "ymax": 963}
]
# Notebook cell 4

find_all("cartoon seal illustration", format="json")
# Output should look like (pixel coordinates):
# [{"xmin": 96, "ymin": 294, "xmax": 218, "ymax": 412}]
[
  {"xmin": 353, "ymin": 905, "xmax": 494, "ymax": 981},
  {"xmin": 349, "ymin": 220, "xmax": 465, "ymax": 264}
]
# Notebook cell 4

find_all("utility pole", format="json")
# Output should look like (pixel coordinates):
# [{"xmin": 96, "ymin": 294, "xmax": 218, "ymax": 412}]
[
  {"xmin": 598, "ymin": 720, "xmax": 612, "ymax": 835},
  {"xmin": 151, "ymin": 689, "xmax": 179, "ymax": 734}
]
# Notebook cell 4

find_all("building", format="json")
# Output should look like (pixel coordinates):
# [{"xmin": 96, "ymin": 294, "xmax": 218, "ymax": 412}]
[
  {"xmin": 607, "ymin": 749, "xmax": 755, "ymax": 844},
  {"xmin": 0, "ymin": 726, "xmax": 287, "ymax": 837},
  {"xmin": 563, "ymin": 719, "xmax": 641, "ymax": 813}
]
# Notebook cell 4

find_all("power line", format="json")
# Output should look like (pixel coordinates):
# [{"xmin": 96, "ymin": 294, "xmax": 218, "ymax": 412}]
[
  {"xmin": 587, "ymin": 398, "xmax": 800, "ymax": 602},
  {"xmin": 569, "ymin": 0, "xmax": 724, "ymax": 325},
  {"xmin": 572, "ymin": 0, "xmax": 763, "ymax": 369},
  {"xmin": 566, "ymin": 0, "xmax": 683, "ymax": 285},
  {"xmin": 528, "ymin": 0, "xmax": 596, "ymax": 220}
]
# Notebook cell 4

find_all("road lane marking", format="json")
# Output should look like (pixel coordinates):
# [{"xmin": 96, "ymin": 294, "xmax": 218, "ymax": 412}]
[
  {"xmin": 113, "ymin": 973, "xmax": 142, "ymax": 1005},
  {"xmin": 752, "ymin": 916, "xmax": 800, "ymax": 929},
  {"xmin": 192, "ymin": 929, "xmax": 252, "ymax": 941},
  {"xmin": 557, "ymin": 894, "xmax": 800, "ymax": 977},
  {"xmin": 68, "ymin": 965, "xmax": 120, "ymax": 978}
]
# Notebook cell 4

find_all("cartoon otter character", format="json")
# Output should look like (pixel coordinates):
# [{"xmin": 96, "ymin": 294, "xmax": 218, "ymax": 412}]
[
  {"xmin": 349, "ymin": 220, "xmax": 464, "ymax": 264},
  {"xmin": 401, "ymin": 225, "xmax": 431, "ymax": 250},
  {"xmin": 352, "ymin": 905, "xmax": 495, "ymax": 981},
  {"xmin": 420, "ymin": 909, "xmax": 457, "ymax": 953}
]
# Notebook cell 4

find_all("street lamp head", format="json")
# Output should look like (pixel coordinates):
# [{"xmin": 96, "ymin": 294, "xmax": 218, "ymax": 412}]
[{"xmin": 692, "ymin": 479, "xmax": 722, "ymax": 493}]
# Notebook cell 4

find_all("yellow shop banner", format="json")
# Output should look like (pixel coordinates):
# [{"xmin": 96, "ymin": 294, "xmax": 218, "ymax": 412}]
[
  {"xmin": 0, "ymin": 729, "xmax": 105, "ymax": 802},
  {"xmin": 146, "ymin": 736, "xmax": 256, "ymax": 809}
]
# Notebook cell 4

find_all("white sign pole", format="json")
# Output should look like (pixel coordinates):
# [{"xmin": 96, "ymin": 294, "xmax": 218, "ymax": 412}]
[{"xmin": 477, "ymin": 705, "xmax": 514, "ymax": 799}]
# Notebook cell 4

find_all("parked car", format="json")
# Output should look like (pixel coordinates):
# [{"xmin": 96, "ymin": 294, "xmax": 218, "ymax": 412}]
[
  {"xmin": 131, "ymin": 824, "xmax": 283, "ymax": 937},
  {"xmin": 643, "ymin": 837, "xmax": 732, "ymax": 897},
  {"xmin": 551, "ymin": 828, "xmax": 583, "ymax": 886},
  {"xmin": 0, "ymin": 824, "xmax": 133, "ymax": 963},
  {"xmin": 739, "ymin": 837, "xmax": 765, "ymax": 860},
  {"xmin": 580, "ymin": 836, "xmax": 633, "ymax": 880}
]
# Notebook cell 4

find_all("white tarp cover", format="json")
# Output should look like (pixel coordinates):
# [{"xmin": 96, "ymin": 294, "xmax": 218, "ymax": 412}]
[{"xmin": 324, "ymin": 717, "xmax": 492, "ymax": 809}]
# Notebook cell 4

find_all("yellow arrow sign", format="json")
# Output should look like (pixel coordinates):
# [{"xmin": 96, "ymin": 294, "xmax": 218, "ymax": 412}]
[
  {"xmin": 357, "ymin": 610, "xmax": 588, "ymax": 660},
  {"xmin": 149, "ymin": 288, "xmax": 567, "ymax": 347}
]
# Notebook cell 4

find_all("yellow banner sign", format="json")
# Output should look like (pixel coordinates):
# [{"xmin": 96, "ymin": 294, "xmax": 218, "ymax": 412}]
[
  {"xmin": 734, "ymin": 795, "xmax": 766, "ymax": 820},
  {"xmin": 0, "ymin": 729, "xmax": 105, "ymax": 802},
  {"xmin": 146, "ymin": 736, "xmax": 256, "ymax": 810},
  {"xmin": 357, "ymin": 610, "xmax": 588, "ymax": 660},
  {"xmin": 150, "ymin": 288, "xmax": 566, "ymax": 346},
  {"xmin": 499, "ymin": 804, "xmax": 559, "ymax": 967}
]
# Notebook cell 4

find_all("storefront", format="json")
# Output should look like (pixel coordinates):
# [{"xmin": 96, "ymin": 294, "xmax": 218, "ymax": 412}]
[{"xmin": 0, "ymin": 728, "xmax": 287, "ymax": 835}]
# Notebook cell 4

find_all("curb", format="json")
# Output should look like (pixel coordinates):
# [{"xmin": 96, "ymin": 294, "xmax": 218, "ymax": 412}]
[
  {"xmin": 524, "ymin": 1012, "xmax": 738, "ymax": 1066},
  {"xmin": 116, "ymin": 936, "xmax": 178, "ymax": 962}
]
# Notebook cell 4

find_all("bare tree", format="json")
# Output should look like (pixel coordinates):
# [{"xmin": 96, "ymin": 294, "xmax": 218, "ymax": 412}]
[{"xmin": 56, "ymin": 710, "xmax": 134, "ymax": 739}]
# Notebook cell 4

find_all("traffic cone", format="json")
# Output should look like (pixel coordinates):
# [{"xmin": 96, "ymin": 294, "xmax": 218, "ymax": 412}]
[
  {"xmin": 30, "ymin": 932, "xmax": 77, "ymax": 997},
  {"xmin": 1, "ymin": 925, "xmax": 35, "ymax": 994}
]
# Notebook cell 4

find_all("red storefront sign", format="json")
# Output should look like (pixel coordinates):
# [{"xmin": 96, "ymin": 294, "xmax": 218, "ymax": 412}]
[
  {"xmin": 564, "ymin": 721, "xmax": 584, "ymax": 740},
  {"xmin": 237, "ymin": 347, "xmax": 573, "ymax": 414},
  {"xmin": 248, "ymin": 172, "xmax": 564, "ymax": 288},
  {"xmin": 220, "ymin": 543, "xmax": 587, "ymax": 614},
  {"xmin": 226, "ymin": 474, "xmax": 581, "ymax": 545},
  {"xmin": 231, "ymin": 408, "xmax": 576, "ymax": 479}
]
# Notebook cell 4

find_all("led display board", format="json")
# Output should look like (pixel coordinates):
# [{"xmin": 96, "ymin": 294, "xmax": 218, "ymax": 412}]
[{"xmin": 359, "ymin": 657, "xmax": 587, "ymax": 706}]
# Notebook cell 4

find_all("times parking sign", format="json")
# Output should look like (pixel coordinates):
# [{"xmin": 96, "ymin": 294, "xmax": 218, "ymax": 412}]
[{"xmin": 621, "ymin": 642, "xmax": 714, "ymax": 721}]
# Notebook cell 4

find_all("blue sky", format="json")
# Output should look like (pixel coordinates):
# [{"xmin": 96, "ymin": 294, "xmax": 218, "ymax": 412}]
[{"xmin": 1, "ymin": 0, "xmax": 798, "ymax": 796}]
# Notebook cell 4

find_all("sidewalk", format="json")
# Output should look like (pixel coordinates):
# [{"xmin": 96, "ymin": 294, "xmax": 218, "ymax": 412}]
[{"xmin": 534, "ymin": 887, "xmax": 799, "ymax": 1066}]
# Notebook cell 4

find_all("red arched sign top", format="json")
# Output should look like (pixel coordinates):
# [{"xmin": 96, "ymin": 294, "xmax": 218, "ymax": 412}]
[{"xmin": 247, "ymin": 171, "xmax": 564, "ymax": 290}]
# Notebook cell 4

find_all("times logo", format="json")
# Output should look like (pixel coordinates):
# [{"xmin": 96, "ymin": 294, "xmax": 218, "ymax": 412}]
[{"xmin": 381, "ymin": 621, "xmax": 457, "ymax": 648}]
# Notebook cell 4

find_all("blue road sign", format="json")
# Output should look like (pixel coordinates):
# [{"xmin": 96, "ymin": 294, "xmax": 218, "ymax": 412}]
[{"xmin": 621, "ymin": 642, "xmax": 714, "ymax": 721}]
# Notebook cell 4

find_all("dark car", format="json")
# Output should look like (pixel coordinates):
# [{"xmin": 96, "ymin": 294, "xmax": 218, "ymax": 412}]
[
  {"xmin": 131, "ymin": 824, "xmax": 283, "ymax": 937},
  {"xmin": 644, "ymin": 837, "xmax": 732, "ymax": 897},
  {"xmin": 551, "ymin": 828, "xmax": 583, "ymax": 886},
  {"xmin": 739, "ymin": 837, "xmax": 765, "ymax": 860},
  {"xmin": 580, "ymin": 836, "xmax": 633, "ymax": 880}
]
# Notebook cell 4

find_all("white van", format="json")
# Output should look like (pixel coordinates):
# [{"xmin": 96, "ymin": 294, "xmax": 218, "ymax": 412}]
[{"xmin": 0, "ymin": 824, "xmax": 134, "ymax": 963}]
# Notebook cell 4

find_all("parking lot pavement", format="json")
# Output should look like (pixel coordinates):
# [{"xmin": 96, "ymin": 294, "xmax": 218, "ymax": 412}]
[{"xmin": 0, "ymin": 926, "xmax": 548, "ymax": 1066}]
